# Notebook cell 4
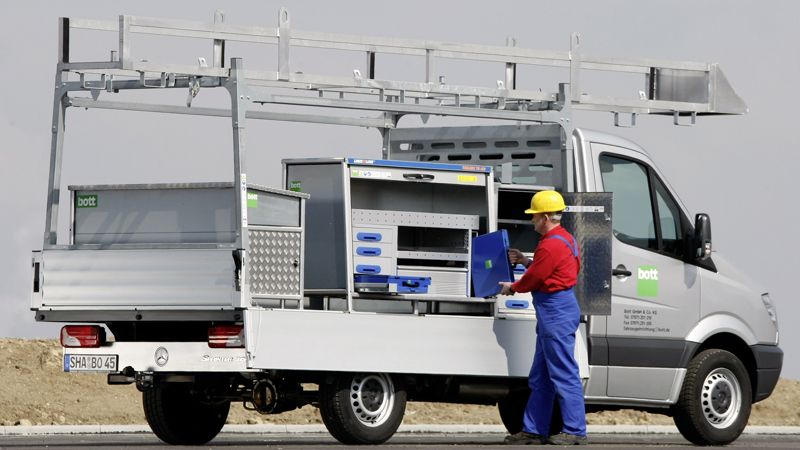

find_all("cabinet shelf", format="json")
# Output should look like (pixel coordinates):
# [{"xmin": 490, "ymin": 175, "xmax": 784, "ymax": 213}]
[{"xmin": 397, "ymin": 250, "xmax": 469, "ymax": 261}]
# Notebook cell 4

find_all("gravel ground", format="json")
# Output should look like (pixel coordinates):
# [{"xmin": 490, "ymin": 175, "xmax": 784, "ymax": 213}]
[{"xmin": 2, "ymin": 339, "xmax": 797, "ymax": 427}]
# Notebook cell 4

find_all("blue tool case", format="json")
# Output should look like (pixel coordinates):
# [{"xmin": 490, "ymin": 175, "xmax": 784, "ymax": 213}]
[{"xmin": 354, "ymin": 275, "xmax": 431, "ymax": 294}]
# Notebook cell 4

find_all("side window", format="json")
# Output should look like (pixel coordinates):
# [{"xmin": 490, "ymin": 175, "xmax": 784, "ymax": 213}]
[
  {"xmin": 654, "ymin": 176, "xmax": 687, "ymax": 258},
  {"xmin": 599, "ymin": 153, "xmax": 691, "ymax": 260},
  {"xmin": 598, "ymin": 155, "xmax": 657, "ymax": 251}
]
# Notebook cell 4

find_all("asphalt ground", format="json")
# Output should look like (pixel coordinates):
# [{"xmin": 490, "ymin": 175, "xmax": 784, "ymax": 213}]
[
  {"xmin": 1, "ymin": 431, "xmax": 800, "ymax": 449},
  {"xmin": 1, "ymin": 426, "xmax": 799, "ymax": 449}
]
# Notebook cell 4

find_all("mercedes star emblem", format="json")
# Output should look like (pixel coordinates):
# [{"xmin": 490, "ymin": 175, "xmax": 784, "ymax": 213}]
[{"xmin": 154, "ymin": 346, "xmax": 169, "ymax": 367}]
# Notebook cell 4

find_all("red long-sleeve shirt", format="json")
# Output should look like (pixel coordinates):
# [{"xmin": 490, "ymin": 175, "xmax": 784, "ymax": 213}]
[{"xmin": 511, "ymin": 225, "xmax": 580, "ymax": 294}]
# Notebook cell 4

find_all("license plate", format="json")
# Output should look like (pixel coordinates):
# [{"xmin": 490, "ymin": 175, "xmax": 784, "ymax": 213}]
[{"xmin": 64, "ymin": 354, "xmax": 118, "ymax": 372}]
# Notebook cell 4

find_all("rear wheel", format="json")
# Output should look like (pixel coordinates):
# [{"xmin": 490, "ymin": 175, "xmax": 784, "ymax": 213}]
[
  {"xmin": 143, "ymin": 383, "xmax": 230, "ymax": 445},
  {"xmin": 319, "ymin": 373, "xmax": 406, "ymax": 445},
  {"xmin": 498, "ymin": 388, "xmax": 563, "ymax": 436},
  {"xmin": 672, "ymin": 349, "xmax": 752, "ymax": 445}
]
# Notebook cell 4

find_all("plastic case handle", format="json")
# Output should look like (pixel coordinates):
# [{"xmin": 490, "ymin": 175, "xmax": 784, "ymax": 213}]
[
  {"xmin": 356, "ymin": 265, "xmax": 381, "ymax": 274},
  {"xmin": 505, "ymin": 300, "xmax": 530, "ymax": 309},
  {"xmin": 356, "ymin": 232, "xmax": 382, "ymax": 242},
  {"xmin": 356, "ymin": 247, "xmax": 382, "ymax": 256}
]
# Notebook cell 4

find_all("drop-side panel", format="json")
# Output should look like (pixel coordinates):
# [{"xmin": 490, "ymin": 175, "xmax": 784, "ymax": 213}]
[
  {"xmin": 246, "ymin": 309, "xmax": 589, "ymax": 378},
  {"xmin": 39, "ymin": 249, "xmax": 237, "ymax": 309}
]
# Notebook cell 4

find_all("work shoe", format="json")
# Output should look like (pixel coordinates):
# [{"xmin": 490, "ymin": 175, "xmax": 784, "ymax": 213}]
[
  {"xmin": 503, "ymin": 431, "xmax": 547, "ymax": 445},
  {"xmin": 547, "ymin": 432, "xmax": 588, "ymax": 445}
]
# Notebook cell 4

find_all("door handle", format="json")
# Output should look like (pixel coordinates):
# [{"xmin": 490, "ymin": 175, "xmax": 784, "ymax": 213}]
[
  {"xmin": 403, "ymin": 173, "xmax": 435, "ymax": 181},
  {"xmin": 612, "ymin": 267, "xmax": 632, "ymax": 277}
]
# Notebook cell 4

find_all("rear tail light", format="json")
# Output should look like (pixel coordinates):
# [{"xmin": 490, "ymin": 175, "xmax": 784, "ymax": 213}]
[
  {"xmin": 60, "ymin": 325, "xmax": 104, "ymax": 348},
  {"xmin": 208, "ymin": 324, "xmax": 244, "ymax": 348}
]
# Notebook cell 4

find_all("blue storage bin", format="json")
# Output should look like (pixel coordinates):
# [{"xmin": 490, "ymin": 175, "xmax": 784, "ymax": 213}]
[
  {"xmin": 353, "ymin": 275, "xmax": 431, "ymax": 294},
  {"xmin": 388, "ymin": 275, "xmax": 431, "ymax": 294}
]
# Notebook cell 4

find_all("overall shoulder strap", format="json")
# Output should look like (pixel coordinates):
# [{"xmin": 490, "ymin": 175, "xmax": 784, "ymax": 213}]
[{"xmin": 545, "ymin": 234, "xmax": 579, "ymax": 258}]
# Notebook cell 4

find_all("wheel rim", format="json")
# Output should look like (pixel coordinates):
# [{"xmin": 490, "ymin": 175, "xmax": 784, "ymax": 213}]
[
  {"xmin": 349, "ymin": 373, "xmax": 395, "ymax": 427},
  {"xmin": 701, "ymin": 367, "xmax": 742, "ymax": 429}
]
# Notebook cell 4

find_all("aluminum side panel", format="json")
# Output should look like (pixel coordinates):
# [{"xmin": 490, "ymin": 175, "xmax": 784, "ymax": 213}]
[
  {"xmin": 606, "ymin": 366, "xmax": 686, "ymax": 402},
  {"xmin": 246, "ymin": 309, "xmax": 589, "ymax": 378},
  {"xmin": 40, "ymin": 249, "xmax": 237, "ymax": 308},
  {"xmin": 72, "ymin": 186, "xmax": 236, "ymax": 245}
]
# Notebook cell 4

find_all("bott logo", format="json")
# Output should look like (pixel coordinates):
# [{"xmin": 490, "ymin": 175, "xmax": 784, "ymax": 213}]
[
  {"xmin": 76, "ymin": 194, "xmax": 98, "ymax": 208},
  {"xmin": 637, "ymin": 265, "xmax": 659, "ymax": 297},
  {"xmin": 638, "ymin": 267, "xmax": 659, "ymax": 281}
]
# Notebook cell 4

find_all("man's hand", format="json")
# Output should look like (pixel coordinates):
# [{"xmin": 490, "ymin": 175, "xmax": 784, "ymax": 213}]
[
  {"xmin": 507, "ymin": 248, "xmax": 529, "ymax": 267},
  {"xmin": 498, "ymin": 281, "xmax": 515, "ymax": 296}
]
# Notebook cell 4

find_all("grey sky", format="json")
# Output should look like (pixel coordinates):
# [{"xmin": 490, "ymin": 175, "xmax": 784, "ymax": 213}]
[{"xmin": 1, "ymin": 0, "xmax": 798, "ymax": 380}]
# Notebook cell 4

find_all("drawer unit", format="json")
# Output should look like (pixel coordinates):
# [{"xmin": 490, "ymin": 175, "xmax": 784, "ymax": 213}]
[
  {"xmin": 354, "ymin": 256, "xmax": 396, "ymax": 275},
  {"xmin": 352, "ymin": 225, "xmax": 396, "ymax": 244},
  {"xmin": 284, "ymin": 157, "xmax": 492, "ymax": 297},
  {"xmin": 353, "ymin": 225, "xmax": 398, "ymax": 276},
  {"xmin": 353, "ymin": 242, "xmax": 396, "ymax": 258},
  {"xmin": 397, "ymin": 266, "xmax": 469, "ymax": 296}
]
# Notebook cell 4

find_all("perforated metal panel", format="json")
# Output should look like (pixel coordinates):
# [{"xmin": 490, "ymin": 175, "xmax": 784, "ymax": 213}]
[
  {"xmin": 352, "ymin": 209, "xmax": 479, "ymax": 230},
  {"xmin": 561, "ymin": 193, "xmax": 613, "ymax": 315},
  {"xmin": 248, "ymin": 229, "xmax": 302, "ymax": 297}
]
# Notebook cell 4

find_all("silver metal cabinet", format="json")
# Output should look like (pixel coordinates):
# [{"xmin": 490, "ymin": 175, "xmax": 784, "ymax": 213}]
[{"xmin": 283, "ymin": 158, "xmax": 495, "ymax": 305}]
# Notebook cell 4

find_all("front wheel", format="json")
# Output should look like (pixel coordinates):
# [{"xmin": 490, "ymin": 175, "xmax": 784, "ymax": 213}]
[
  {"xmin": 319, "ymin": 373, "xmax": 406, "ymax": 445},
  {"xmin": 498, "ymin": 388, "xmax": 563, "ymax": 436},
  {"xmin": 143, "ymin": 383, "xmax": 230, "ymax": 445},
  {"xmin": 672, "ymin": 349, "xmax": 752, "ymax": 446}
]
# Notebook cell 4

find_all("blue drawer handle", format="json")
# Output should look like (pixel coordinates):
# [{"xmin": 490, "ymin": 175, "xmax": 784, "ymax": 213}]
[
  {"xmin": 356, "ymin": 265, "xmax": 381, "ymax": 274},
  {"xmin": 356, "ymin": 247, "xmax": 382, "ymax": 256},
  {"xmin": 402, "ymin": 280, "xmax": 420, "ymax": 287},
  {"xmin": 505, "ymin": 300, "xmax": 530, "ymax": 309},
  {"xmin": 356, "ymin": 232, "xmax": 382, "ymax": 242}
]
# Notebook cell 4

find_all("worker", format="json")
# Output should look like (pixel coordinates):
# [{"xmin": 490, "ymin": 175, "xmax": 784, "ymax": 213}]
[{"xmin": 499, "ymin": 190, "xmax": 587, "ymax": 446}]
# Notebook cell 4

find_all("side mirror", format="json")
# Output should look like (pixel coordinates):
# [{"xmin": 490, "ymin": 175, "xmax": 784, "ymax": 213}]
[{"xmin": 694, "ymin": 213, "xmax": 712, "ymax": 260}]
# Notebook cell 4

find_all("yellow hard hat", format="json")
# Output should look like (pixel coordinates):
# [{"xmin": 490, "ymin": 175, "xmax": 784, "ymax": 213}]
[{"xmin": 525, "ymin": 190, "xmax": 566, "ymax": 214}]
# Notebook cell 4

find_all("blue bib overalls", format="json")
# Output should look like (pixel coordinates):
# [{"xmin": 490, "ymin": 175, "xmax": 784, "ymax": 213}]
[{"xmin": 522, "ymin": 234, "xmax": 587, "ymax": 437}]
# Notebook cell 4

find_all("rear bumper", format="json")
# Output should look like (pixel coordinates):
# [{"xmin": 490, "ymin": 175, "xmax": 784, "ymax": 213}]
[
  {"xmin": 751, "ymin": 344, "xmax": 783, "ymax": 402},
  {"xmin": 63, "ymin": 341, "xmax": 252, "ymax": 373}
]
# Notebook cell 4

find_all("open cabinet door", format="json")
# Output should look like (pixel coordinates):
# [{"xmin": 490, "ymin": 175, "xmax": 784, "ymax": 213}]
[{"xmin": 496, "ymin": 188, "xmax": 612, "ymax": 316}]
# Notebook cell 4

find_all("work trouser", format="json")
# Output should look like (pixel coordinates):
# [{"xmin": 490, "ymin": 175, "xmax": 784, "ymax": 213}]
[{"xmin": 523, "ymin": 287, "xmax": 587, "ymax": 437}]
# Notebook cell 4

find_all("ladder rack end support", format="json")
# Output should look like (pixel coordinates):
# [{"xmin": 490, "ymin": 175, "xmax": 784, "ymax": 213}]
[
  {"xmin": 673, "ymin": 111, "xmax": 697, "ymax": 127},
  {"xmin": 613, "ymin": 111, "xmax": 637, "ymax": 128}
]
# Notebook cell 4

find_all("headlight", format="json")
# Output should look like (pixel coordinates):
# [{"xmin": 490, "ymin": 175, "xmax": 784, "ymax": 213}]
[{"xmin": 761, "ymin": 293, "xmax": 778, "ymax": 329}]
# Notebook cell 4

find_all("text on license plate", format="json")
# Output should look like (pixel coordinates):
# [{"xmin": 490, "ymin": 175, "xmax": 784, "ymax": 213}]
[{"xmin": 64, "ymin": 354, "xmax": 118, "ymax": 372}]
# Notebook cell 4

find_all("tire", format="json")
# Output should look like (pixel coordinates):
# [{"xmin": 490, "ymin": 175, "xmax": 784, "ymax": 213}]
[
  {"xmin": 672, "ymin": 349, "xmax": 752, "ymax": 446},
  {"xmin": 319, "ymin": 373, "xmax": 406, "ymax": 445},
  {"xmin": 498, "ymin": 388, "xmax": 563, "ymax": 436},
  {"xmin": 143, "ymin": 383, "xmax": 230, "ymax": 445}
]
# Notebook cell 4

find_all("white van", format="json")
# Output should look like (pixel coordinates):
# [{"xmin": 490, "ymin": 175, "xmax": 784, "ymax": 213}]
[{"xmin": 32, "ymin": 11, "xmax": 780, "ymax": 447}]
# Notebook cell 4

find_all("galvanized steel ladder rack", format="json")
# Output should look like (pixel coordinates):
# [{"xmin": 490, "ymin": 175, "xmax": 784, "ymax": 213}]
[{"xmin": 44, "ymin": 8, "xmax": 747, "ymax": 251}]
